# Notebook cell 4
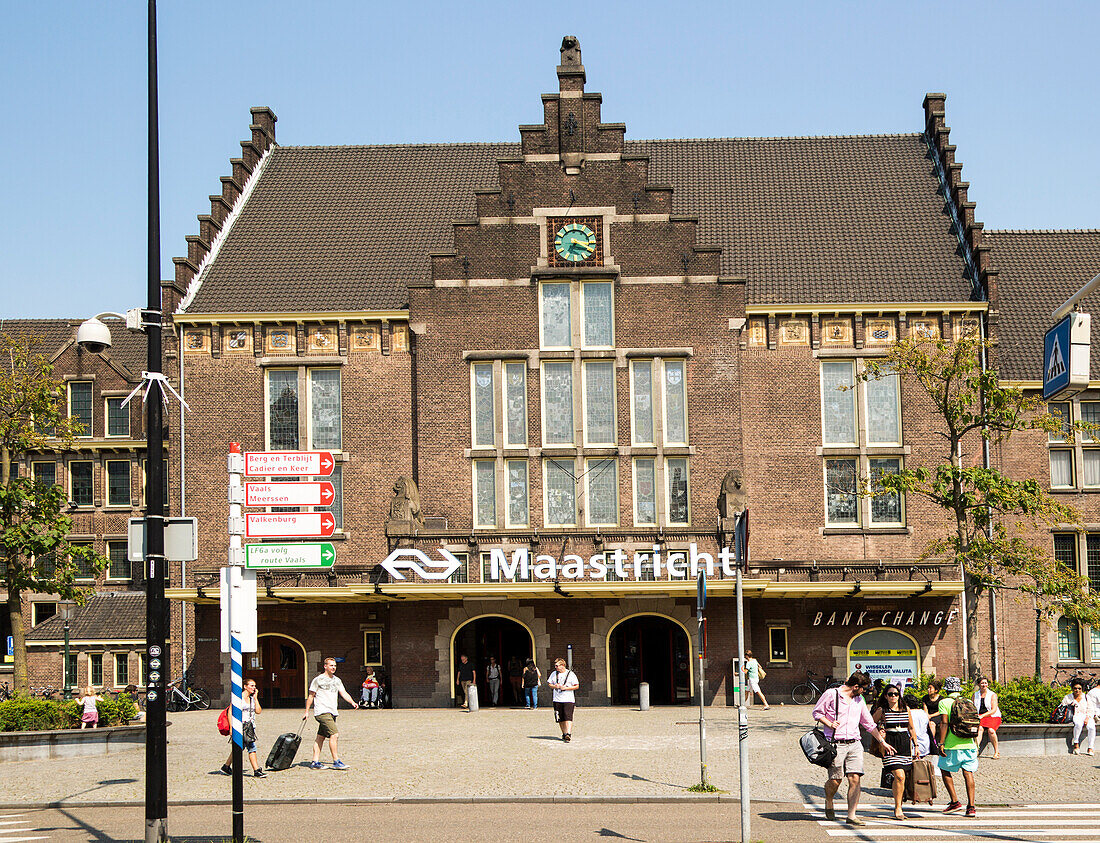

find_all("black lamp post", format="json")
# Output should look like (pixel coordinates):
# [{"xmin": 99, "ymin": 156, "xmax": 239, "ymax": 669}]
[{"xmin": 59, "ymin": 599, "xmax": 76, "ymax": 700}]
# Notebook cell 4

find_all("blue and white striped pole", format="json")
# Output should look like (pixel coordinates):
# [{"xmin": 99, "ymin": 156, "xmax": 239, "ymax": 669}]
[
  {"xmin": 230, "ymin": 630, "xmax": 243, "ymax": 749},
  {"xmin": 227, "ymin": 443, "xmax": 245, "ymax": 843}
]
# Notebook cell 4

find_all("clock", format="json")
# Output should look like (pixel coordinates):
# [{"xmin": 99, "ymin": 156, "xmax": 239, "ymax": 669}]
[{"xmin": 554, "ymin": 222, "xmax": 597, "ymax": 262}]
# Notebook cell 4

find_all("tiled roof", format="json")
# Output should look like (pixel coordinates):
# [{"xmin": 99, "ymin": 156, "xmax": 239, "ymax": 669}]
[
  {"xmin": 26, "ymin": 592, "xmax": 145, "ymax": 641},
  {"xmin": 0, "ymin": 318, "xmax": 148, "ymax": 377},
  {"xmin": 183, "ymin": 134, "xmax": 972, "ymax": 315},
  {"xmin": 986, "ymin": 230, "xmax": 1100, "ymax": 381}
]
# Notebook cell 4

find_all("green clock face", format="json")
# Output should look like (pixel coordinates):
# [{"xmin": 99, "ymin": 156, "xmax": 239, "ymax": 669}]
[{"xmin": 554, "ymin": 222, "xmax": 597, "ymax": 262}]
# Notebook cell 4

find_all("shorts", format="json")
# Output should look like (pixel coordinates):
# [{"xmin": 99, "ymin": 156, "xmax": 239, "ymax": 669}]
[
  {"xmin": 827, "ymin": 740, "xmax": 864, "ymax": 780},
  {"xmin": 938, "ymin": 747, "xmax": 978, "ymax": 773},
  {"xmin": 553, "ymin": 702, "xmax": 575, "ymax": 723},
  {"xmin": 243, "ymin": 739, "xmax": 257, "ymax": 754},
  {"xmin": 748, "ymin": 677, "xmax": 761, "ymax": 694},
  {"xmin": 314, "ymin": 713, "xmax": 339, "ymax": 738}
]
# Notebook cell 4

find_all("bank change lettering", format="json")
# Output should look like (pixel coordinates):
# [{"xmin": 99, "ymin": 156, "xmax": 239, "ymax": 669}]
[
  {"xmin": 244, "ymin": 512, "xmax": 335, "ymax": 538},
  {"xmin": 244, "ymin": 481, "xmax": 335, "ymax": 507},
  {"xmin": 244, "ymin": 450, "xmax": 334, "ymax": 477}
]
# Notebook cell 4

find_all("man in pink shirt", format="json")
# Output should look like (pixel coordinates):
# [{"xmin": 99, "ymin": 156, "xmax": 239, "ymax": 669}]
[{"xmin": 812, "ymin": 671, "xmax": 895, "ymax": 826}]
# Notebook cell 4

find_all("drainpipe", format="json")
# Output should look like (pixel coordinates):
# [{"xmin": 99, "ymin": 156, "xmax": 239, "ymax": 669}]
[
  {"xmin": 178, "ymin": 323, "xmax": 188, "ymax": 674},
  {"xmin": 410, "ymin": 326, "xmax": 418, "ymax": 487}
]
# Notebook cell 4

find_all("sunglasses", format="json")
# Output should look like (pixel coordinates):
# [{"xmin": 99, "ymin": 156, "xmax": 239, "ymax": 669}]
[{"xmin": 886, "ymin": 691, "xmax": 900, "ymax": 697}]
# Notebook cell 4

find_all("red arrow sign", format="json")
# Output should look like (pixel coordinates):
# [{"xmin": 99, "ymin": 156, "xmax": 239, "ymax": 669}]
[
  {"xmin": 245, "ymin": 482, "xmax": 335, "ymax": 507},
  {"xmin": 244, "ymin": 451, "xmax": 334, "ymax": 477},
  {"xmin": 245, "ymin": 512, "xmax": 336, "ymax": 538}
]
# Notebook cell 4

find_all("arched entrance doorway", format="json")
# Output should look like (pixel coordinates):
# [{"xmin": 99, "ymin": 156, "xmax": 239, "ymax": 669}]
[
  {"xmin": 451, "ymin": 615, "xmax": 534, "ymax": 707},
  {"xmin": 609, "ymin": 615, "xmax": 691, "ymax": 705},
  {"xmin": 243, "ymin": 633, "xmax": 307, "ymax": 708},
  {"xmin": 847, "ymin": 628, "xmax": 921, "ymax": 692}
]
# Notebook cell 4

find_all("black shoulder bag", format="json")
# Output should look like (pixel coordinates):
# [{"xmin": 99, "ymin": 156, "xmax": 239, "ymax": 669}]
[{"xmin": 800, "ymin": 688, "xmax": 839, "ymax": 768}]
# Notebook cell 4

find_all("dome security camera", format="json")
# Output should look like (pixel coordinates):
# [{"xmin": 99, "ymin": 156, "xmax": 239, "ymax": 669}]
[{"xmin": 76, "ymin": 318, "xmax": 113, "ymax": 353}]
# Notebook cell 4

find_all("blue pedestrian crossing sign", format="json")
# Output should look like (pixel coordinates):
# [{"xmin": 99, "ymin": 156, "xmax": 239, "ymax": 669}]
[{"xmin": 1044, "ymin": 312, "xmax": 1092, "ymax": 401}]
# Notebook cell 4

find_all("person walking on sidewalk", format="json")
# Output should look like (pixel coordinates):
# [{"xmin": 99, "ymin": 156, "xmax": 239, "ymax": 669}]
[
  {"xmin": 523, "ymin": 657, "xmax": 541, "ymax": 710},
  {"xmin": 935, "ymin": 676, "xmax": 978, "ymax": 817},
  {"xmin": 548, "ymin": 658, "xmax": 579, "ymax": 742},
  {"xmin": 302, "ymin": 657, "xmax": 359, "ymax": 770},
  {"xmin": 456, "ymin": 654, "xmax": 476, "ymax": 709},
  {"xmin": 871, "ymin": 685, "xmax": 919, "ymax": 820},
  {"xmin": 743, "ymin": 650, "xmax": 769, "ymax": 709},
  {"xmin": 973, "ymin": 677, "xmax": 1001, "ymax": 759},
  {"xmin": 486, "ymin": 656, "xmax": 502, "ymax": 706},
  {"xmin": 811, "ymin": 671, "xmax": 895, "ymax": 826},
  {"xmin": 221, "ymin": 678, "xmax": 265, "ymax": 778}
]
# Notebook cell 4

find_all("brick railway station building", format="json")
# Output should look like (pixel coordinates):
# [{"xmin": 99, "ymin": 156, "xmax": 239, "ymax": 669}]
[{"xmin": 7, "ymin": 38, "xmax": 1100, "ymax": 706}]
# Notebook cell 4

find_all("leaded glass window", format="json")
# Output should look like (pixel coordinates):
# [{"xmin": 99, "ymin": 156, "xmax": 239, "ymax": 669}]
[
  {"xmin": 866, "ymin": 370, "xmax": 900, "ymax": 445},
  {"xmin": 448, "ymin": 551, "xmax": 469, "ymax": 584},
  {"xmin": 107, "ymin": 541, "xmax": 130, "ymax": 580},
  {"xmin": 267, "ymin": 370, "xmax": 299, "ymax": 450},
  {"xmin": 1048, "ymin": 402, "xmax": 1070, "ymax": 442},
  {"xmin": 504, "ymin": 362, "xmax": 527, "ymax": 447},
  {"xmin": 825, "ymin": 458, "xmax": 858, "ymax": 524},
  {"xmin": 473, "ymin": 363, "xmax": 495, "ymax": 447},
  {"xmin": 667, "ymin": 457, "xmax": 689, "ymax": 525},
  {"xmin": 114, "ymin": 653, "xmax": 129, "ymax": 687},
  {"xmin": 310, "ymin": 369, "xmax": 341, "ymax": 450},
  {"xmin": 507, "ymin": 460, "xmax": 529, "ymax": 527},
  {"xmin": 821, "ymin": 362, "xmax": 856, "ymax": 445},
  {"xmin": 1082, "ymin": 402, "xmax": 1100, "ymax": 442},
  {"xmin": 106, "ymin": 460, "xmax": 131, "ymax": 507},
  {"xmin": 542, "ymin": 362, "xmax": 574, "ymax": 445},
  {"xmin": 33, "ymin": 461, "xmax": 56, "ymax": 490},
  {"xmin": 584, "ymin": 361, "xmax": 615, "ymax": 445},
  {"xmin": 582, "ymin": 282, "xmax": 613, "ymax": 347},
  {"xmin": 321, "ymin": 464, "xmax": 343, "ymax": 529},
  {"xmin": 637, "ymin": 552, "xmax": 656, "ymax": 581},
  {"xmin": 1087, "ymin": 534, "xmax": 1100, "ymax": 592},
  {"xmin": 869, "ymin": 458, "xmax": 902, "ymax": 524},
  {"xmin": 664, "ymin": 360, "xmax": 687, "ymax": 444},
  {"xmin": 1054, "ymin": 533, "xmax": 1078, "ymax": 573},
  {"xmin": 69, "ymin": 382, "xmax": 93, "ymax": 436},
  {"xmin": 540, "ymin": 283, "xmax": 571, "ymax": 348},
  {"xmin": 545, "ymin": 460, "xmax": 576, "ymax": 526},
  {"xmin": 70, "ymin": 461, "xmax": 93, "ymax": 506},
  {"xmin": 72, "ymin": 542, "xmax": 95, "ymax": 580},
  {"xmin": 631, "ymin": 360, "xmax": 653, "ymax": 444},
  {"xmin": 1058, "ymin": 617, "xmax": 1081, "ymax": 661},
  {"xmin": 474, "ymin": 460, "xmax": 496, "ymax": 527},
  {"xmin": 90, "ymin": 653, "xmax": 103, "ymax": 687},
  {"xmin": 106, "ymin": 397, "xmax": 130, "ymax": 437},
  {"xmin": 634, "ymin": 458, "xmax": 657, "ymax": 525},
  {"xmin": 586, "ymin": 459, "xmax": 617, "ymax": 525}
]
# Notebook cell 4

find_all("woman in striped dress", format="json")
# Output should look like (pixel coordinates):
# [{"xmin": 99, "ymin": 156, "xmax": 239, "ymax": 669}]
[{"xmin": 873, "ymin": 686, "xmax": 919, "ymax": 820}]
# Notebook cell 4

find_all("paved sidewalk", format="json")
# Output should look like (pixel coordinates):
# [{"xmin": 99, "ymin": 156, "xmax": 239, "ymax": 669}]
[{"xmin": 5, "ymin": 705, "xmax": 1099, "ymax": 806}]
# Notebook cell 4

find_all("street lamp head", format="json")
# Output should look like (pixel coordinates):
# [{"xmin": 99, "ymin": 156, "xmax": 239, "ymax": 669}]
[{"xmin": 76, "ymin": 317, "xmax": 112, "ymax": 353}]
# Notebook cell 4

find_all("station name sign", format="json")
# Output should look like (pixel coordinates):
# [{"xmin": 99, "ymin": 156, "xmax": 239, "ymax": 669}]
[{"xmin": 381, "ymin": 543, "xmax": 738, "ymax": 582}]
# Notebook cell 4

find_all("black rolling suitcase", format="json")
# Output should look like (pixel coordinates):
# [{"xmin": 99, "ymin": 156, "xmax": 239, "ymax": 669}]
[{"xmin": 265, "ymin": 720, "xmax": 305, "ymax": 771}]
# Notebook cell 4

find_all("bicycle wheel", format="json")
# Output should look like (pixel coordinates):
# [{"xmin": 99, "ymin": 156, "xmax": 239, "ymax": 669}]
[
  {"xmin": 791, "ymin": 684, "xmax": 815, "ymax": 705},
  {"xmin": 165, "ymin": 693, "xmax": 182, "ymax": 713},
  {"xmin": 189, "ymin": 688, "xmax": 211, "ymax": 711}
]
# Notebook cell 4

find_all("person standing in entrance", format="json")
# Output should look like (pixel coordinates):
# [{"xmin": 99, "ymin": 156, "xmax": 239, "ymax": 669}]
[
  {"xmin": 456, "ymin": 654, "xmax": 476, "ymax": 709},
  {"xmin": 935, "ymin": 676, "xmax": 978, "ymax": 816},
  {"xmin": 742, "ymin": 650, "xmax": 769, "ymax": 710},
  {"xmin": 486, "ymin": 657, "xmax": 502, "ymax": 706},
  {"xmin": 811, "ymin": 671, "xmax": 895, "ymax": 826},
  {"xmin": 548, "ymin": 658, "xmax": 579, "ymax": 742},
  {"xmin": 523, "ymin": 658, "xmax": 541, "ymax": 710},
  {"xmin": 302, "ymin": 657, "xmax": 359, "ymax": 769}
]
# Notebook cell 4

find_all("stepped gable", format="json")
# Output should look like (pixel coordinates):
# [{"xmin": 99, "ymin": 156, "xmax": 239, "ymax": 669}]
[
  {"xmin": 986, "ymin": 230, "xmax": 1100, "ymax": 381},
  {"xmin": 26, "ymin": 593, "xmax": 146, "ymax": 641}
]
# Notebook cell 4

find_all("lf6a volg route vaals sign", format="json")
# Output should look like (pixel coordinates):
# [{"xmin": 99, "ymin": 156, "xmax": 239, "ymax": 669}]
[{"xmin": 245, "ymin": 542, "xmax": 336, "ymax": 570}]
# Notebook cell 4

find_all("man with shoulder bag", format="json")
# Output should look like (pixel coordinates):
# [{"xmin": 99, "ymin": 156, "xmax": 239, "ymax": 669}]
[{"xmin": 810, "ymin": 671, "xmax": 895, "ymax": 826}]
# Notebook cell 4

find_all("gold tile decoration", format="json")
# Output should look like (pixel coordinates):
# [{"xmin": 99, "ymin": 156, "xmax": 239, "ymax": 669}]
[
  {"xmin": 821, "ymin": 318, "xmax": 853, "ymax": 346},
  {"xmin": 909, "ymin": 317, "xmax": 940, "ymax": 340},
  {"xmin": 953, "ymin": 315, "xmax": 981, "ymax": 341},
  {"xmin": 746, "ymin": 319, "xmax": 767, "ymax": 347},
  {"xmin": 182, "ymin": 328, "xmax": 209, "ymax": 354},
  {"xmin": 350, "ymin": 324, "xmax": 381, "ymax": 352},
  {"xmin": 265, "ymin": 326, "xmax": 296, "ymax": 354},
  {"xmin": 308, "ymin": 325, "xmax": 337, "ymax": 353},
  {"xmin": 778, "ymin": 318, "xmax": 809, "ymax": 346},
  {"xmin": 865, "ymin": 318, "xmax": 896, "ymax": 345},
  {"xmin": 223, "ymin": 327, "xmax": 252, "ymax": 354},
  {"xmin": 391, "ymin": 323, "xmax": 409, "ymax": 352}
]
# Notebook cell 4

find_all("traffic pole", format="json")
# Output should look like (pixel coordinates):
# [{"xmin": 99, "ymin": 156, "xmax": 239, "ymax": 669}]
[
  {"xmin": 735, "ymin": 512, "xmax": 751, "ymax": 841},
  {"xmin": 228, "ymin": 443, "xmax": 245, "ymax": 843},
  {"xmin": 697, "ymin": 572, "xmax": 707, "ymax": 787}
]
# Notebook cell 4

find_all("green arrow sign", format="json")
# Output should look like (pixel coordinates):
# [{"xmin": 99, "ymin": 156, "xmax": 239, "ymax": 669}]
[{"xmin": 245, "ymin": 542, "xmax": 336, "ymax": 569}]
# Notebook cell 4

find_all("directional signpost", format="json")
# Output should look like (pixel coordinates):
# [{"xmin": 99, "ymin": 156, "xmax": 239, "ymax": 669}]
[
  {"xmin": 245, "ymin": 482, "xmax": 335, "ymax": 507},
  {"xmin": 245, "ymin": 542, "xmax": 336, "ymax": 570},
  {"xmin": 244, "ymin": 450, "xmax": 334, "ymax": 477},
  {"xmin": 244, "ymin": 512, "xmax": 336, "ymax": 539}
]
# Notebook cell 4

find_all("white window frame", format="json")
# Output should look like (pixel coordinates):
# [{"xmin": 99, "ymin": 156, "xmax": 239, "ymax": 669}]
[
  {"xmin": 105, "ymin": 396, "xmax": 130, "ymax": 438},
  {"xmin": 68, "ymin": 381, "xmax": 93, "ymax": 438},
  {"xmin": 582, "ymin": 360, "xmax": 617, "ymax": 446},
  {"xmin": 868, "ymin": 457, "xmax": 905, "ymax": 527},
  {"xmin": 661, "ymin": 359, "xmax": 689, "ymax": 446},
  {"xmin": 470, "ymin": 362, "xmax": 496, "ymax": 449},
  {"xmin": 71, "ymin": 541, "xmax": 95, "ymax": 582},
  {"xmin": 105, "ymin": 459, "xmax": 131, "ymax": 508},
  {"xmin": 665, "ymin": 457, "xmax": 690, "ymax": 526},
  {"xmin": 864, "ymin": 368, "xmax": 902, "ymax": 447},
  {"xmin": 113, "ymin": 652, "xmax": 130, "ymax": 688},
  {"xmin": 584, "ymin": 458, "xmax": 618, "ymax": 527},
  {"xmin": 32, "ymin": 602, "xmax": 56, "ymax": 627},
  {"xmin": 69, "ymin": 460, "xmax": 94, "ymax": 507},
  {"xmin": 768, "ymin": 626, "xmax": 790, "ymax": 663},
  {"xmin": 264, "ymin": 368, "xmax": 300, "ymax": 451},
  {"xmin": 363, "ymin": 629, "xmax": 384, "ymax": 666},
  {"xmin": 89, "ymin": 652, "xmax": 104, "ymax": 688},
  {"xmin": 106, "ymin": 539, "xmax": 130, "ymax": 581},
  {"xmin": 32, "ymin": 460, "xmax": 57, "ymax": 489},
  {"xmin": 824, "ymin": 457, "xmax": 860, "ymax": 527},
  {"xmin": 503, "ymin": 361, "xmax": 528, "ymax": 448},
  {"xmin": 820, "ymin": 360, "xmax": 857, "ymax": 446},
  {"xmin": 306, "ymin": 367, "xmax": 342, "ymax": 451},
  {"xmin": 543, "ymin": 458, "xmax": 578, "ymax": 527},
  {"xmin": 540, "ymin": 361, "xmax": 575, "ymax": 447},
  {"xmin": 580, "ymin": 280, "xmax": 615, "ymax": 350},
  {"xmin": 538, "ymin": 281, "xmax": 573, "ymax": 350},
  {"xmin": 633, "ymin": 457, "xmax": 658, "ymax": 526},
  {"xmin": 629, "ymin": 359, "xmax": 655, "ymax": 446},
  {"xmin": 472, "ymin": 459, "xmax": 497, "ymax": 528}
]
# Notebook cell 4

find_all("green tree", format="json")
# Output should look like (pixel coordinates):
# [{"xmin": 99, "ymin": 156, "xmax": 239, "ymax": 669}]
[
  {"xmin": 862, "ymin": 335, "xmax": 1100, "ymax": 680},
  {"xmin": 1, "ymin": 332, "xmax": 108, "ymax": 693}
]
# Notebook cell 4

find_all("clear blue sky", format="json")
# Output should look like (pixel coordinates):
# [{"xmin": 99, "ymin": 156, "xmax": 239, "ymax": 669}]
[{"xmin": 3, "ymin": 1, "xmax": 1098, "ymax": 318}]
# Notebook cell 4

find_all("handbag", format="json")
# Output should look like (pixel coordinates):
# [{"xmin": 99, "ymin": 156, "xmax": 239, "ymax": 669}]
[
  {"xmin": 242, "ymin": 720, "xmax": 257, "ymax": 744},
  {"xmin": 800, "ymin": 689, "xmax": 839, "ymax": 768},
  {"xmin": 758, "ymin": 665, "xmax": 767, "ymax": 680}
]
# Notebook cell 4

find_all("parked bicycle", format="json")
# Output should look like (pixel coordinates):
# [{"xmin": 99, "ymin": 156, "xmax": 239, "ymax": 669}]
[
  {"xmin": 1050, "ymin": 665, "xmax": 1078, "ymax": 688},
  {"xmin": 791, "ymin": 670, "xmax": 842, "ymax": 705},
  {"xmin": 165, "ymin": 677, "xmax": 211, "ymax": 712}
]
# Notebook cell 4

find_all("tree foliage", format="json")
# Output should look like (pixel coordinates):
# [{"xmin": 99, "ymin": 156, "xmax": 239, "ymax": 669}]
[
  {"xmin": 861, "ymin": 334, "xmax": 1100, "ymax": 679},
  {"xmin": 2, "ymin": 332, "xmax": 108, "ymax": 693}
]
